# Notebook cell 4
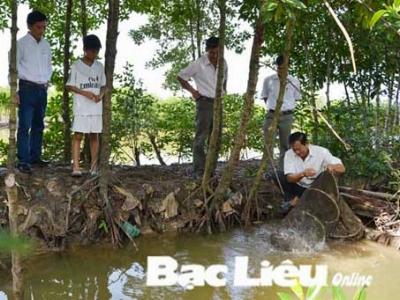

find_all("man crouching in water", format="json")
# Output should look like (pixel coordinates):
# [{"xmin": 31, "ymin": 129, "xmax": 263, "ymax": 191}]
[{"xmin": 279, "ymin": 132, "xmax": 345, "ymax": 212}]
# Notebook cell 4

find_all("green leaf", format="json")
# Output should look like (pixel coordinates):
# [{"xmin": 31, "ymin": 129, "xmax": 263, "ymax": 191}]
[
  {"xmin": 306, "ymin": 286, "xmax": 325, "ymax": 300},
  {"xmin": 98, "ymin": 220, "xmax": 109, "ymax": 233},
  {"xmin": 281, "ymin": 0, "xmax": 307, "ymax": 10},
  {"xmin": 265, "ymin": 1, "xmax": 278, "ymax": 12},
  {"xmin": 394, "ymin": 0, "xmax": 400, "ymax": 10},
  {"xmin": 277, "ymin": 292, "xmax": 295, "ymax": 300},
  {"xmin": 332, "ymin": 286, "xmax": 347, "ymax": 300},
  {"xmin": 291, "ymin": 280, "xmax": 304, "ymax": 299},
  {"xmin": 352, "ymin": 287, "xmax": 367, "ymax": 300},
  {"xmin": 369, "ymin": 9, "xmax": 387, "ymax": 28}
]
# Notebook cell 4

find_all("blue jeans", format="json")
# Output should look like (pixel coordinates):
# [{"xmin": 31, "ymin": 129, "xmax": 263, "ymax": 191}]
[{"xmin": 17, "ymin": 84, "xmax": 47, "ymax": 165}]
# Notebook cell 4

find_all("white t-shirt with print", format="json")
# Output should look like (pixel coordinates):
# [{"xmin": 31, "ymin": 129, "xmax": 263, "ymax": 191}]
[{"xmin": 67, "ymin": 59, "xmax": 106, "ymax": 116}]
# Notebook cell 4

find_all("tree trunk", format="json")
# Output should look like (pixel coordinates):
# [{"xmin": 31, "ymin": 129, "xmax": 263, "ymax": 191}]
[
  {"xmin": 326, "ymin": 49, "xmax": 331, "ymax": 109},
  {"xmin": 80, "ymin": 0, "xmax": 88, "ymax": 37},
  {"xmin": 149, "ymin": 133, "xmax": 166, "ymax": 166},
  {"xmin": 188, "ymin": 0, "xmax": 196, "ymax": 61},
  {"xmin": 189, "ymin": 19, "xmax": 196, "ymax": 61},
  {"xmin": 367, "ymin": 74, "xmax": 372, "ymax": 107},
  {"xmin": 202, "ymin": 0, "xmax": 225, "ymax": 187},
  {"xmin": 212, "ymin": 9, "xmax": 265, "ymax": 201},
  {"xmin": 384, "ymin": 73, "xmax": 395, "ymax": 135},
  {"xmin": 302, "ymin": 31, "xmax": 319, "ymax": 140},
  {"xmin": 62, "ymin": 0, "xmax": 73, "ymax": 163},
  {"xmin": 395, "ymin": 74, "xmax": 400, "ymax": 126},
  {"xmin": 134, "ymin": 145, "xmax": 141, "ymax": 166},
  {"xmin": 343, "ymin": 81, "xmax": 351, "ymax": 106},
  {"xmin": 195, "ymin": 0, "xmax": 202, "ymax": 58},
  {"xmin": 80, "ymin": 0, "xmax": 92, "ymax": 165},
  {"xmin": 375, "ymin": 79, "xmax": 381, "ymax": 149},
  {"xmin": 247, "ymin": 19, "xmax": 295, "ymax": 222},
  {"xmin": 99, "ymin": 0, "xmax": 120, "ymax": 245},
  {"xmin": 7, "ymin": 0, "xmax": 24, "ymax": 298},
  {"xmin": 349, "ymin": 80, "xmax": 360, "ymax": 104}
]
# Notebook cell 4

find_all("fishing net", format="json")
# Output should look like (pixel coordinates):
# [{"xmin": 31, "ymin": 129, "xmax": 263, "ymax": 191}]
[{"xmin": 271, "ymin": 171, "xmax": 364, "ymax": 250}]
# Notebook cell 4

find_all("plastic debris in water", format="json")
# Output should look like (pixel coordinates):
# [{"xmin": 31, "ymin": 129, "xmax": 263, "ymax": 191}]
[{"xmin": 121, "ymin": 221, "xmax": 141, "ymax": 238}]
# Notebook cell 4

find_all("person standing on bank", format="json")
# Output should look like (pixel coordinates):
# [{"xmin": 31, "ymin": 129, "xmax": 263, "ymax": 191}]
[
  {"xmin": 177, "ymin": 36, "xmax": 228, "ymax": 178},
  {"xmin": 15, "ymin": 11, "xmax": 52, "ymax": 174},
  {"xmin": 261, "ymin": 55, "xmax": 301, "ymax": 170},
  {"xmin": 66, "ymin": 35, "xmax": 106, "ymax": 177}
]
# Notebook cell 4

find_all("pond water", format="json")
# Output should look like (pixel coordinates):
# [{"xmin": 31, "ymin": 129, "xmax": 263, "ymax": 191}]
[{"xmin": 0, "ymin": 225, "xmax": 399, "ymax": 299}]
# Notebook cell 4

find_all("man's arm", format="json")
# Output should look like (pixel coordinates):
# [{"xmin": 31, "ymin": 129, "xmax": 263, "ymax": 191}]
[
  {"xmin": 326, "ymin": 163, "xmax": 345, "ymax": 175},
  {"xmin": 223, "ymin": 63, "xmax": 228, "ymax": 94},
  {"xmin": 286, "ymin": 168, "xmax": 316, "ymax": 183},
  {"xmin": 223, "ymin": 79, "xmax": 227, "ymax": 94},
  {"xmin": 286, "ymin": 172, "xmax": 306, "ymax": 183},
  {"xmin": 323, "ymin": 149, "xmax": 345, "ymax": 175},
  {"xmin": 95, "ymin": 86, "xmax": 107, "ymax": 103},
  {"xmin": 47, "ymin": 42, "xmax": 53, "ymax": 83},
  {"xmin": 177, "ymin": 76, "xmax": 201, "ymax": 100},
  {"xmin": 66, "ymin": 85, "xmax": 97, "ymax": 102},
  {"xmin": 261, "ymin": 77, "xmax": 269, "ymax": 103},
  {"xmin": 177, "ymin": 61, "xmax": 201, "ymax": 100}
]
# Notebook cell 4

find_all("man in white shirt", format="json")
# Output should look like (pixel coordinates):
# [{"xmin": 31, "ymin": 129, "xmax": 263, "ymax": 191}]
[
  {"xmin": 16, "ymin": 11, "xmax": 52, "ymax": 174},
  {"xmin": 177, "ymin": 36, "xmax": 228, "ymax": 177},
  {"xmin": 279, "ymin": 132, "xmax": 345, "ymax": 210},
  {"xmin": 261, "ymin": 55, "xmax": 301, "ymax": 169}
]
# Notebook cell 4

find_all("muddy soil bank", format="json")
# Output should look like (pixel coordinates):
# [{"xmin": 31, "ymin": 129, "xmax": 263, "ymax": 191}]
[
  {"xmin": 1, "ymin": 160, "xmax": 398, "ymax": 253},
  {"xmin": 0, "ymin": 161, "xmax": 281, "ymax": 252}
]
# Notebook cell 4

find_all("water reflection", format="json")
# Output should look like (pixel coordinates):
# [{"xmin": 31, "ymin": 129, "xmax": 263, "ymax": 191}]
[{"xmin": 0, "ymin": 225, "xmax": 399, "ymax": 299}]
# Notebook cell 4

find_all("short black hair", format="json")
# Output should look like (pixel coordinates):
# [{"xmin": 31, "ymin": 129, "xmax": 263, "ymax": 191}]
[
  {"xmin": 27, "ymin": 11, "xmax": 47, "ymax": 26},
  {"xmin": 83, "ymin": 34, "xmax": 102, "ymax": 51},
  {"xmin": 275, "ymin": 54, "xmax": 290, "ymax": 66},
  {"xmin": 205, "ymin": 36, "xmax": 219, "ymax": 50},
  {"xmin": 289, "ymin": 132, "xmax": 308, "ymax": 146}
]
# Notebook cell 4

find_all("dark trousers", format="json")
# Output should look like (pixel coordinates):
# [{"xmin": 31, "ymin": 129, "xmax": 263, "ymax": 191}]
[
  {"xmin": 17, "ymin": 82, "xmax": 48, "ymax": 165},
  {"xmin": 263, "ymin": 111, "xmax": 294, "ymax": 170},
  {"xmin": 193, "ymin": 97, "xmax": 222, "ymax": 174},
  {"xmin": 275, "ymin": 171, "xmax": 306, "ymax": 202}
]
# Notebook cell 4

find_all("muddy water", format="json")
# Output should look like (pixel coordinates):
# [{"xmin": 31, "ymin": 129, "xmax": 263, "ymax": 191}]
[{"xmin": 0, "ymin": 225, "xmax": 399, "ymax": 300}]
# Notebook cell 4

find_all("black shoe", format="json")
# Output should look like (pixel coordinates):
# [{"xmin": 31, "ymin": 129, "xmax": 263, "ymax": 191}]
[
  {"xmin": 277, "ymin": 201, "xmax": 292, "ymax": 216},
  {"xmin": 31, "ymin": 159, "xmax": 49, "ymax": 167},
  {"xmin": 16, "ymin": 163, "xmax": 32, "ymax": 174}
]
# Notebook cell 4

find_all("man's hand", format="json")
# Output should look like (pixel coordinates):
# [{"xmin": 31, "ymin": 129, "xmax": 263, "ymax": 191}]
[
  {"xmin": 94, "ymin": 95, "xmax": 102, "ymax": 103},
  {"xmin": 82, "ymin": 91, "xmax": 98, "ymax": 101},
  {"xmin": 326, "ymin": 163, "xmax": 345, "ymax": 175},
  {"xmin": 303, "ymin": 168, "xmax": 316, "ymax": 177},
  {"xmin": 326, "ymin": 164, "xmax": 334, "ymax": 173},
  {"xmin": 14, "ymin": 93, "xmax": 20, "ymax": 105},
  {"xmin": 326, "ymin": 164, "xmax": 340, "ymax": 174},
  {"xmin": 191, "ymin": 90, "xmax": 201, "ymax": 100}
]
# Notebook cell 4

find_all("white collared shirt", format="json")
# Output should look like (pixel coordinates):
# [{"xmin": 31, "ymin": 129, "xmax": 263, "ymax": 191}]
[
  {"xmin": 261, "ymin": 74, "xmax": 301, "ymax": 111},
  {"xmin": 67, "ymin": 59, "xmax": 106, "ymax": 116},
  {"xmin": 178, "ymin": 54, "xmax": 228, "ymax": 98},
  {"xmin": 16, "ymin": 33, "xmax": 52, "ymax": 84},
  {"xmin": 284, "ymin": 144, "xmax": 343, "ymax": 188}
]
